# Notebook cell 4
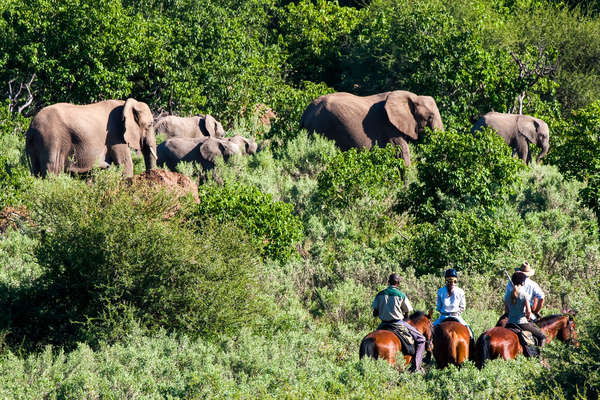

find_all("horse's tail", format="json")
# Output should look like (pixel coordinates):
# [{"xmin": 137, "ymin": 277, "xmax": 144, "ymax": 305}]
[
  {"xmin": 475, "ymin": 332, "xmax": 491, "ymax": 369},
  {"xmin": 359, "ymin": 337, "xmax": 378, "ymax": 360}
]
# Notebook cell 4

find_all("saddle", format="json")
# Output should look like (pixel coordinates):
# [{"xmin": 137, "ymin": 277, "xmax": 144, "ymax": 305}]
[
  {"xmin": 377, "ymin": 322, "xmax": 416, "ymax": 356},
  {"xmin": 506, "ymin": 323, "xmax": 539, "ymax": 357}
]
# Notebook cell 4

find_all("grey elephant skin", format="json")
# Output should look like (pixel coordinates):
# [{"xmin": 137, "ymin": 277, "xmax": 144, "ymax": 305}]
[
  {"xmin": 471, "ymin": 112, "xmax": 549, "ymax": 163},
  {"xmin": 26, "ymin": 99, "xmax": 157, "ymax": 178},
  {"xmin": 157, "ymin": 136, "xmax": 241, "ymax": 171},
  {"xmin": 299, "ymin": 91, "xmax": 444, "ymax": 166},
  {"xmin": 154, "ymin": 114, "xmax": 225, "ymax": 139},
  {"xmin": 227, "ymin": 135, "xmax": 258, "ymax": 155}
]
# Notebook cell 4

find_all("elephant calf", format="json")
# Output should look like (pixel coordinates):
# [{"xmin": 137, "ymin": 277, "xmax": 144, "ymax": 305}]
[
  {"xmin": 471, "ymin": 112, "xmax": 550, "ymax": 163},
  {"xmin": 157, "ymin": 135, "xmax": 258, "ymax": 172},
  {"xmin": 154, "ymin": 114, "xmax": 225, "ymax": 139}
]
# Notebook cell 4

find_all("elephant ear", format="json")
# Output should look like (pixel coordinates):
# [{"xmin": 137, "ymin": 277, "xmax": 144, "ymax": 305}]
[
  {"xmin": 517, "ymin": 116, "xmax": 538, "ymax": 143},
  {"xmin": 200, "ymin": 115, "xmax": 224, "ymax": 138},
  {"xmin": 122, "ymin": 98, "xmax": 142, "ymax": 151},
  {"xmin": 384, "ymin": 91, "xmax": 418, "ymax": 140}
]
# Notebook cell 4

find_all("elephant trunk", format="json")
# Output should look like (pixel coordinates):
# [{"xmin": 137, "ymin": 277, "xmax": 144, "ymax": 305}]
[
  {"xmin": 432, "ymin": 109, "xmax": 445, "ymax": 132},
  {"xmin": 537, "ymin": 138, "xmax": 549, "ymax": 163},
  {"xmin": 143, "ymin": 134, "xmax": 158, "ymax": 171}
]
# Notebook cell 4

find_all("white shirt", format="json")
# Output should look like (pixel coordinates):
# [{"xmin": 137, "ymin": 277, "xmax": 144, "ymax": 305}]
[
  {"xmin": 504, "ymin": 278, "xmax": 544, "ymax": 308},
  {"xmin": 436, "ymin": 286, "xmax": 465, "ymax": 316}
]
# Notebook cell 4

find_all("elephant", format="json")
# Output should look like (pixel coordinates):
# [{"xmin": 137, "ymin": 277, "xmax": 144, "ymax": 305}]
[
  {"xmin": 299, "ymin": 90, "xmax": 445, "ymax": 166},
  {"xmin": 25, "ymin": 98, "xmax": 157, "ymax": 177},
  {"xmin": 226, "ymin": 135, "xmax": 258, "ymax": 155},
  {"xmin": 471, "ymin": 112, "xmax": 549, "ymax": 163},
  {"xmin": 154, "ymin": 114, "xmax": 225, "ymax": 139},
  {"xmin": 157, "ymin": 136, "xmax": 239, "ymax": 171}
]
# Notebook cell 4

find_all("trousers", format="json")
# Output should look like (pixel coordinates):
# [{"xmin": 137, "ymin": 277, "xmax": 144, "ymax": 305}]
[{"xmin": 383, "ymin": 320, "xmax": 426, "ymax": 370}]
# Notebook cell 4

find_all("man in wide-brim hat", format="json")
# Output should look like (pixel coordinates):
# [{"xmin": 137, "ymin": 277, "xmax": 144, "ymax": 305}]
[{"xmin": 504, "ymin": 262, "xmax": 545, "ymax": 320}]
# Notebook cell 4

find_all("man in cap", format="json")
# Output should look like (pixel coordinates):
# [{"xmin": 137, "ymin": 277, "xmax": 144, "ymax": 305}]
[{"xmin": 371, "ymin": 273, "xmax": 426, "ymax": 373}]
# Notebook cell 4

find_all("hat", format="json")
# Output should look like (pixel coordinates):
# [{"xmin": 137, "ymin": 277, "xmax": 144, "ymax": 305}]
[
  {"xmin": 444, "ymin": 268, "xmax": 458, "ymax": 278},
  {"xmin": 515, "ymin": 262, "xmax": 535, "ymax": 277}
]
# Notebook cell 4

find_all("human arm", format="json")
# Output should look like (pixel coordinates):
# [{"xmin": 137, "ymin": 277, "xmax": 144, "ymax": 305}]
[
  {"xmin": 525, "ymin": 299, "xmax": 532, "ymax": 320},
  {"xmin": 436, "ymin": 289, "xmax": 443, "ymax": 313},
  {"xmin": 532, "ymin": 297, "xmax": 544, "ymax": 315}
]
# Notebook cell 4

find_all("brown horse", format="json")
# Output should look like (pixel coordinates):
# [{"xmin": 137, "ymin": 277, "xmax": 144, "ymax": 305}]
[
  {"xmin": 475, "ymin": 313, "xmax": 578, "ymax": 369},
  {"xmin": 432, "ymin": 320, "xmax": 474, "ymax": 369},
  {"xmin": 359, "ymin": 311, "xmax": 434, "ymax": 368}
]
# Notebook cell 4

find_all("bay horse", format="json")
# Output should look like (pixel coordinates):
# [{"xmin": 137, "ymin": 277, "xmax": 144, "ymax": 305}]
[
  {"xmin": 432, "ymin": 320, "xmax": 474, "ymax": 369},
  {"xmin": 475, "ymin": 313, "xmax": 578, "ymax": 369},
  {"xmin": 359, "ymin": 310, "xmax": 434, "ymax": 368}
]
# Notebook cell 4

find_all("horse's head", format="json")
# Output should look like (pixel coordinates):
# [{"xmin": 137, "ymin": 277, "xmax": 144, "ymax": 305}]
[
  {"xmin": 560, "ymin": 315, "xmax": 579, "ymax": 347},
  {"xmin": 408, "ymin": 310, "xmax": 434, "ymax": 354}
]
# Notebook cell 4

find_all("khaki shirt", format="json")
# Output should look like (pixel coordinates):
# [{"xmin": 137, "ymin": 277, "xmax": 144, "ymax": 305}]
[{"xmin": 372, "ymin": 286, "xmax": 413, "ymax": 321}]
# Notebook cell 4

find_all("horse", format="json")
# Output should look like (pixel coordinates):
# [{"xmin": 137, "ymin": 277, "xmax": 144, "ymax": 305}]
[
  {"xmin": 359, "ymin": 310, "xmax": 434, "ymax": 369},
  {"xmin": 475, "ymin": 313, "xmax": 578, "ymax": 369},
  {"xmin": 432, "ymin": 320, "xmax": 474, "ymax": 369}
]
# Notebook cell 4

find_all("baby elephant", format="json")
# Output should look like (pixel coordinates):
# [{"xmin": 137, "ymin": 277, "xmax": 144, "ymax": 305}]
[
  {"xmin": 471, "ymin": 112, "xmax": 549, "ymax": 163},
  {"xmin": 154, "ymin": 114, "xmax": 225, "ymax": 139},
  {"xmin": 227, "ymin": 135, "xmax": 258, "ymax": 155},
  {"xmin": 157, "ymin": 136, "xmax": 239, "ymax": 171}
]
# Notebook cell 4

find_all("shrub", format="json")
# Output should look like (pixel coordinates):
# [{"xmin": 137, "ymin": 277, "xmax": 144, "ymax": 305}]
[
  {"xmin": 193, "ymin": 182, "xmax": 303, "ymax": 263},
  {"xmin": 316, "ymin": 145, "xmax": 405, "ymax": 210},
  {"xmin": 4, "ymin": 171, "xmax": 266, "ymax": 348},
  {"xmin": 400, "ymin": 128, "xmax": 524, "ymax": 221}
]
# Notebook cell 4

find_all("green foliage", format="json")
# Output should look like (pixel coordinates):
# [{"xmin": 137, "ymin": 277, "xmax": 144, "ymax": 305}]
[
  {"xmin": 338, "ymin": 0, "xmax": 521, "ymax": 124},
  {"xmin": 3, "ymin": 171, "xmax": 266, "ymax": 348},
  {"xmin": 408, "ymin": 208, "xmax": 522, "ymax": 275},
  {"xmin": 276, "ymin": 0, "xmax": 363, "ymax": 86},
  {"xmin": 316, "ymin": 145, "xmax": 405, "ymax": 210},
  {"xmin": 401, "ymin": 128, "xmax": 524, "ymax": 221},
  {"xmin": 194, "ymin": 182, "xmax": 303, "ymax": 263}
]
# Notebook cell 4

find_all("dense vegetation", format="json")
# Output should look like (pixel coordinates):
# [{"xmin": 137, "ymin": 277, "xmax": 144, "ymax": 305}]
[{"xmin": 1, "ymin": 0, "xmax": 600, "ymax": 398}]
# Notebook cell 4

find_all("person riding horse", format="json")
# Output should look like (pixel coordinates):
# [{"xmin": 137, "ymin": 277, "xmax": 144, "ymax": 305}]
[
  {"xmin": 504, "ymin": 271, "xmax": 547, "ymax": 350},
  {"xmin": 371, "ymin": 273, "xmax": 426, "ymax": 373},
  {"xmin": 433, "ymin": 268, "xmax": 475, "ymax": 339},
  {"xmin": 502, "ymin": 262, "xmax": 545, "ymax": 322}
]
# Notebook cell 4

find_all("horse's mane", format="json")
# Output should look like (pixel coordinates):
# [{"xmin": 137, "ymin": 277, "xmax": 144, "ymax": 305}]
[
  {"xmin": 409, "ymin": 311, "xmax": 427, "ymax": 321},
  {"xmin": 537, "ymin": 314, "xmax": 569, "ymax": 328}
]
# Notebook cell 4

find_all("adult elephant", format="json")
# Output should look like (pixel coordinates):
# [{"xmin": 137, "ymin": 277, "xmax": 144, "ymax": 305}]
[
  {"xmin": 471, "ymin": 112, "xmax": 549, "ymax": 163},
  {"xmin": 157, "ymin": 136, "xmax": 238, "ymax": 171},
  {"xmin": 154, "ymin": 114, "xmax": 225, "ymax": 139},
  {"xmin": 300, "ymin": 91, "xmax": 444, "ymax": 166},
  {"xmin": 26, "ymin": 99, "xmax": 157, "ymax": 177}
]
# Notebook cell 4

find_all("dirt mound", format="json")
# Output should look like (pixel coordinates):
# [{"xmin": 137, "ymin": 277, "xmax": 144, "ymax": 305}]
[
  {"xmin": 0, "ymin": 206, "xmax": 31, "ymax": 235},
  {"xmin": 134, "ymin": 169, "xmax": 199, "ymax": 203}
]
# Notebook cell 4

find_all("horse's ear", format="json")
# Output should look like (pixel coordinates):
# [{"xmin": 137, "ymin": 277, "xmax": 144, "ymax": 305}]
[{"xmin": 427, "ymin": 308, "xmax": 433, "ymax": 320}]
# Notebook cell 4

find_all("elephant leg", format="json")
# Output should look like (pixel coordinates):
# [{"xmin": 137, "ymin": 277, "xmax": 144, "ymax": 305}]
[
  {"xmin": 515, "ymin": 136, "xmax": 529, "ymax": 163},
  {"xmin": 109, "ymin": 143, "xmax": 134, "ymax": 177}
]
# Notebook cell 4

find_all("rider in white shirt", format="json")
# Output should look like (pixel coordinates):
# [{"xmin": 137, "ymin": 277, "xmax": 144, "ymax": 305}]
[{"xmin": 433, "ymin": 269, "xmax": 473, "ymax": 338}]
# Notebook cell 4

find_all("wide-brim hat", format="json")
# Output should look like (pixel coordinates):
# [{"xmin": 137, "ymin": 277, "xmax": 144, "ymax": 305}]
[{"xmin": 515, "ymin": 262, "xmax": 535, "ymax": 277}]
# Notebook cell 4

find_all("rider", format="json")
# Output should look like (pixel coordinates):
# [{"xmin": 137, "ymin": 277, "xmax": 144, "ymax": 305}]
[
  {"xmin": 504, "ymin": 271, "xmax": 547, "ymax": 348},
  {"xmin": 372, "ymin": 273, "xmax": 426, "ymax": 373},
  {"xmin": 504, "ymin": 262, "xmax": 545, "ymax": 321},
  {"xmin": 433, "ymin": 268, "xmax": 474, "ymax": 339}
]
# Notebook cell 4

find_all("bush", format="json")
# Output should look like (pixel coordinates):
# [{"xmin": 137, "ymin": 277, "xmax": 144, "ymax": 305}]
[
  {"xmin": 194, "ymin": 182, "xmax": 304, "ymax": 263},
  {"xmin": 3, "ymin": 171, "xmax": 266, "ymax": 349},
  {"xmin": 316, "ymin": 145, "xmax": 405, "ymax": 210},
  {"xmin": 400, "ymin": 128, "xmax": 524, "ymax": 221}
]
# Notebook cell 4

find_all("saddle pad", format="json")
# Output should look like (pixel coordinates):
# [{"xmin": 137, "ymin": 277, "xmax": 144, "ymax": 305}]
[{"xmin": 520, "ymin": 330, "xmax": 536, "ymax": 347}]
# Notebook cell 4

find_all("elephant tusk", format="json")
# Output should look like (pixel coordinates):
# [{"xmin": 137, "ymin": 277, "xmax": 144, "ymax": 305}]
[{"xmin": 150, "ymin": 147, "xmax": 158, "ymax": 159}]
